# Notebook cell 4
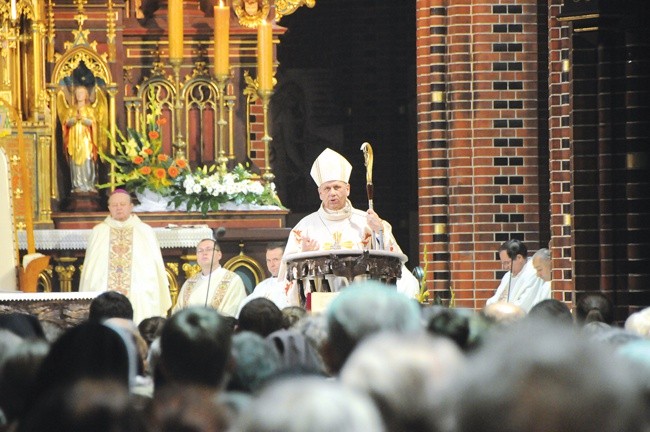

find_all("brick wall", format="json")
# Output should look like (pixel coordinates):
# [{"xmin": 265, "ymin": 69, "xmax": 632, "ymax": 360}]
[
  {"xmin": 416, "ymin": 0, "xmax": 547, "ymax": 307},
  {"xmin": 416, "ymin": 0, "xmax": 650, "ymax": 313},
  {"xmin": 547, "ymin": 0, "xmax": 574, "ymax": 302}
]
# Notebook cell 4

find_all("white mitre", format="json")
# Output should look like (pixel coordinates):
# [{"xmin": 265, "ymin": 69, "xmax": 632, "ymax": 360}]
[{"xmin": 310, "ymin": 148, "xmax": 352, "ymax": 187}]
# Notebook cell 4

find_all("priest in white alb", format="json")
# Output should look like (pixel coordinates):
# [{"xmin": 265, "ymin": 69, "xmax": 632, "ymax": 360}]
[
  {"xmin": 486, "ymin": 239, "xmax": 549, "ymax": 312},
  {"xmin": 172, "ymin": 238, "xmax": 247, "ymax": 317},
  {"xmin": 278, "ymin": 147, "xmax": 420, "ymax": 306},
  {"xmin": 79, "ymin": 189, "xmax": 171, "ymax": 324}
]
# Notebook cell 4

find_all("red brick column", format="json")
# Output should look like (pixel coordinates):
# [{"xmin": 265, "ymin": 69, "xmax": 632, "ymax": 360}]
[
  {"xmin": 547, "ymin": 0, "xmax": 574, "ymax": 302},
  {"xmin": 416, "ymin": 0, "xmax": 545, "ymax": 308}
]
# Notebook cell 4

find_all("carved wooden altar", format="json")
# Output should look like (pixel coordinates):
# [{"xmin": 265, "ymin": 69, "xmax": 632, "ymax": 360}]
[{"xmin": 0, "ymin": 0, "xmax": 317, "ymax": 293}]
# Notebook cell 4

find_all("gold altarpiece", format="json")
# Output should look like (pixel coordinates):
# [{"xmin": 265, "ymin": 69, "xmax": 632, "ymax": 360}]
[{"xmin": 0, "ymin": 0, "xmax": 316, "ymax": 295}]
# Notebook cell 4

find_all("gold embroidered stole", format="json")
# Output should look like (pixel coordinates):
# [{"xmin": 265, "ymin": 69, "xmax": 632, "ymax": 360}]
[
  {"xmin": 182, "ymin": 270, "xmax": 235, "ymax": 310},
  {"xmin": 210, "ymin": 271, "xmax": 235, "ymax": 310},
  {"xmin": 107, "ymin": 225, "xmax": 134, "ymax": 296}
]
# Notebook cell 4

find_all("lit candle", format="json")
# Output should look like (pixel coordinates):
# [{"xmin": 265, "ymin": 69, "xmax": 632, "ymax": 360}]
[
  {"xmin": 214, "ymin": 1, "xmax": 230, "ymax": 76},
  {"xmin": 257, "ymin": 20, "xmax": 273, "ymax": 91},
  {"xmin": 10, "ymin": 0, "xmax": 17, "ymax": 21},
  {"xmin": 168, "ymin": 0, "xmax": 184, "ymax": 60}
]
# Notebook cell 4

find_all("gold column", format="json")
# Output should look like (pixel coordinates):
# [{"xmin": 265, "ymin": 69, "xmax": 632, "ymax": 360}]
[
  {"xmin": 47, "ymin": 85, "xmax": 59, "ymax": 200},
  {"xmin": 106, "ymin": 0, "xmax": 116, "ymax": 62},
  {"xmin": 170, "ymin": 59, "xmax": 187, "ymax": 159},
  {"xmin": 181, "ymin": 253, "xmax": 200, "ymax": 279},
  {"xmin": 37, "ymin": 136, "xmax": 52, "ymax": 223},
  {"xmin": 165, "ymin": 262, "xmax": 179, "ymax": 308},
  {"xmin": 46, "ymin": 0, "xmax": 55, "ymax": 63},
  {"xmin": 215, "ymin": 75, "xmax": 229, "ymax": 170},
  {"xmin": 11, "ymin": 17, "xmax": 22, "ymax": 116},
  {"xmin": 226, "ymin": 93, "xmax": 235, "ymax": 161},
  {"xmin": 107, "ymin": 85, "xmax": 117, "ymax": 189},
  {"xmin": 258, "ymin": 89, "xmax": 274, "ymax": 184},
  {"xmin": 133, "ymin": 99, "xmax": 142, "ymax": 130},
  {"xmin": 54, "ymin": 257, "xmax": 77, "ymax": 292},
  {"xmin": 31, "ymin": 21, "xmax": 45, "ymax": 121}
]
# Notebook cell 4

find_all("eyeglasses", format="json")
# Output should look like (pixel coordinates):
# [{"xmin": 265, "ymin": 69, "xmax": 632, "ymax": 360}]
[{"xmin": 196, "ymin": 248, "xmax": 219, "ymax": 254}]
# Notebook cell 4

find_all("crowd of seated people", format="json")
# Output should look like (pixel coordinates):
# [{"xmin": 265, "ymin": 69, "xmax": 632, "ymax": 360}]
[{"xmin": 2, "ymin": 287, "xmax": 650, "ymax": 432}]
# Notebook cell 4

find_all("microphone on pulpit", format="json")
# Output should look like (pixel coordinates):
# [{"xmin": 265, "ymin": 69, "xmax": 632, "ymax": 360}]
[
  {"xmin": 214, "ymin": 226, "xmax": 226, "ymax": 239},
  {"xmin": 204, "ymin": 228, "xmax": 225, "ymax": 307}
]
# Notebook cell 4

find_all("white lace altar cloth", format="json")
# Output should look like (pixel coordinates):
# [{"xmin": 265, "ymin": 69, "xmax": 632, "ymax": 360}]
[
  {"xmin": 17, "ymin": 226, "xmax": 213, "ymax": 250},
  {"xmin": 0, "ymin": 291, "xmax": 100, "ymax": 301}
]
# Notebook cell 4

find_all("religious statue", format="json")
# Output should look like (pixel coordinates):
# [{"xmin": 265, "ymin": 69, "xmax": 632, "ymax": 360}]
[{"xmin": 56, "ymin": 84, "xmax": 107, "ymax": 193}]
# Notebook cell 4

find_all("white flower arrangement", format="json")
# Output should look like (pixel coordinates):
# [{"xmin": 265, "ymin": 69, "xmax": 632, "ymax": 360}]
[{"xmin": 170, "ymin": 163, "xmax": 282, "ymax": 214}]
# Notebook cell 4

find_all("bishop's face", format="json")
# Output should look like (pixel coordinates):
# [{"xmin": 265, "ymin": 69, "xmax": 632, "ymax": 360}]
[
  {"xmin": 108, "ymin": 193, "xmax": 133, "ymax": 222},
  {"xmin": 318, "ymin": 180, "xmax": 350, "ymax": 211}
]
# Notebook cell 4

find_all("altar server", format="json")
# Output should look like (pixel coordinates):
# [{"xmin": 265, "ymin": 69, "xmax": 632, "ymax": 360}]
[{"xmin": 79, "ymin": 189, "xmax": 171, "ymax": 324}]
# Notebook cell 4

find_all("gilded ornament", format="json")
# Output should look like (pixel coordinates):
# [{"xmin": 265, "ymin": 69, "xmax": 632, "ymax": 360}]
[
  {"xmin": 275, "ymin": 0, "xmax": 316, "ymax": 21},
  {"xmin": 232, "ymin": 0, "xmax": 270, "ymax": 29}
]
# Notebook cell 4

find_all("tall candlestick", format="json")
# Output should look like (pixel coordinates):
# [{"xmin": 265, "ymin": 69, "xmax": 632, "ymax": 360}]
[
  {"xmin": 168, "ymin": 0, "xmax": 184, "ymax": 60},
  {"xmin": 214, "ymin": 2, "xmax": 230, "ymax": 77},
  {"xmin": 257, "ymin": 20, "xmax": 273, "ymax": 91}
]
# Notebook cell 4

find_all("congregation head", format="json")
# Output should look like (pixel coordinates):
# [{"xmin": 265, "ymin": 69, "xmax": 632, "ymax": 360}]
[
  {"xmin": 0, "ymin": 338, "xmax": 49, "ymax": 424},
  {"xmin": 527, "ymin": 298, "xmax": 573, "ymax": 325},
  {"xmin": 0, "ymin": 313, "xmax": 46, "ymax": 340},
  {"xmin": 88, "ymin": 291, "xmax": 134, "ymax": 323},
  {"xmin": 625, "ymin": 307, "xmax": 650, "ymax": 337},
  {"xmin": 322, "ymin": 280, "xmax": 421, "ymax": 374},
  {"xmin": 17, "ymin": 378, "xmax": 141, "ymax": 432},
  {"xmin": 450, "ymin": 319, "xmax": 649, "ymax": 432},
  {"xmin": 340, "ymin": 332, "xmax": 465, "ymax": 432},
  {"xmin": 227, "ymin": 331, "xmax": 281, "ymax": 394},
  {"xmin": 137, "ymin": 316, "xmax": 166, "ymax": 347},
  {"xmin": 481, "ymin": 302, "xmax": 526, "ymax": 325},
  {"xmin": 234, "ymin": 376, "xmax": 385, "ymax": 432},
  {"xmin": 159, "ymin": 306, "xmax": 232, "ymax": 389},
  {"xmin": 237, "ymin": 298, "xmax": 283, "ymax": 337},
  {"xmin": 575, "ymin": 292, "xmax": 615, "ymax": 325},
  {"xmin": 25, "ymin": 322, "xmax": 131, "ymax": 418}
]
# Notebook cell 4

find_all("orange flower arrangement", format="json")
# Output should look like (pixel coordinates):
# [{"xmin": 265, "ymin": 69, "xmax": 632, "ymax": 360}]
[
  {"xmin": 99, "ymin": 90, "xmax": 281, "ymax": 213},
  {"xmin": 99, "ymin": 93, "xmax": 190, "ymax": 195}
]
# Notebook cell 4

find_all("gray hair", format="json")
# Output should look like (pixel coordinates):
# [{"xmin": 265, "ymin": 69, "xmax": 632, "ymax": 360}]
[
  {"xmin": 451, "ymin": 320, "xmax": 648, "ymax": 432},
  {"xmin": 625, "ymin": 307, "xmax": 650, "ymax": 338},
  {"xmin": 532, "ymin": 248, "xmax": 551, "ymax": 262},
  {"xmin": 234, "ymin": 376, "xmax": 385, "ymax": 432},
  {"xmin": 324, "ymin": 281, "xmax": 421, "ymax": 373},
  {"xmin": 341, "ymin": 332, "xmax": 465, "ymax": 432}
]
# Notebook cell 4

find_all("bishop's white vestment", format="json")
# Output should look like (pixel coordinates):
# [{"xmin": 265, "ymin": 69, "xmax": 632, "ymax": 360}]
[{"xmin": 278, "ymin": 200, "xmax": 420, "ymax": 306}]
